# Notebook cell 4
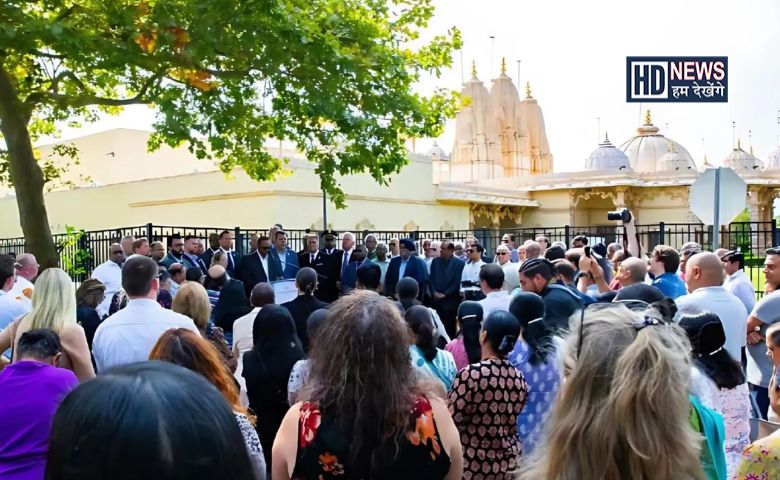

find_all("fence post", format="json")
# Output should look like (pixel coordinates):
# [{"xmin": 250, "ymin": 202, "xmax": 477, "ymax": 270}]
[
  {"xmin": 234, "ymin": 226, "xmax": 243, "ymax": 256},
  {"xmin": 145, "ymin": 223, "xmax": 153, "ymax": 242},
  {"xmin": 659, "ymin": 222, "xmax": 665, "ymax": 246},
  {"xmin": 773, "ymin": 219, "xmax": 778, "ymax": 248},
  {"xmin": 564, "ymin": 225, "xmax": 571, "ymax": 248}
]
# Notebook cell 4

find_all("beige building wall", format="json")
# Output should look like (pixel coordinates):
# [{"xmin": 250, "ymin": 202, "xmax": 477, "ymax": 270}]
[{"xmin": 0, "ymin": 147, "xmax": 470, "ymax": 237}]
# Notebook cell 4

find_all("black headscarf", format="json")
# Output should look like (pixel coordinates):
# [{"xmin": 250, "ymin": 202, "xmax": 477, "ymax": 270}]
[{"xmin": 213, "ymin": 279, "xmax": 252, "ymax": 332}]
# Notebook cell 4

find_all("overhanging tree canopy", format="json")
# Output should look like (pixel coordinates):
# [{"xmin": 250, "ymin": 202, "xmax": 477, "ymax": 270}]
[{"xmin": 0, "ymin": 0, "xmax": 461, "ymax": 268}]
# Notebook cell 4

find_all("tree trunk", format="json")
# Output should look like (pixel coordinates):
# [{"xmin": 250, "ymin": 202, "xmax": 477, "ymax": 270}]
[{"xmin": 0, "ymin": 64, "xmax": 58, "ymax": 270}]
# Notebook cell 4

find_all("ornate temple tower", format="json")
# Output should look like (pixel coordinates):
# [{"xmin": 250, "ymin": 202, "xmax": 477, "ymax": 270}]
[{"xmin": 449, "ymin": 59, "xmax": 553, "ymax": 181}]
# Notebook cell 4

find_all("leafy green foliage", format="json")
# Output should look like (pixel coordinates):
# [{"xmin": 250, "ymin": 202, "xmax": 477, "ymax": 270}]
[
  {"xmin": 0, "ymin": 0, "xmax": 461, "ymax": 206},
  {"xmin": 56, "ymin": 225, "xmax": 91, "ymax": 277}
]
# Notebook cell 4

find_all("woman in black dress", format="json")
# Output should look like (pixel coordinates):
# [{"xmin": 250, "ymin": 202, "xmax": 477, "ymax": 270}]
[{"xmin": 242, "ymin": 304, "xmax": 304, "ymax": 471}]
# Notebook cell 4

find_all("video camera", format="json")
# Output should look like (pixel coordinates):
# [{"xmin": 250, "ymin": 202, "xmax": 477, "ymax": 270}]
[{"xmin": 607, "ymin": 207, "xmax": 632, "ymax": 223}]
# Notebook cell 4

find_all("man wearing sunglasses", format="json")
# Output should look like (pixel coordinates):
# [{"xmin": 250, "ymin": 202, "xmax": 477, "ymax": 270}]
[{"xmin": 237, "ymin": 236, "xmax": 277, "ymax": 297}]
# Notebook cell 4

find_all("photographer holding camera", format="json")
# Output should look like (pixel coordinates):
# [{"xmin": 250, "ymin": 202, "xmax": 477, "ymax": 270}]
[{"xmin": 607, "ymin": 207, "xmax": 642, "ymax": 259}]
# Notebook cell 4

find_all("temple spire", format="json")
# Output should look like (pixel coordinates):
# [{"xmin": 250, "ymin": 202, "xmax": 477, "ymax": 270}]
[
  {"xmin": 471, "ymin": 60, "xmax": 477, "ymax": 79},
  {"xmin": 525, "ymin": 81, "xmax": 532, "ymax": 99},
  {"xmin": 500, "ymin": 57, "xmax": 507, "ymax": 76},
  {"xmin": 644, "ymin": 109, "xmax": 652, "ymax": 125}
]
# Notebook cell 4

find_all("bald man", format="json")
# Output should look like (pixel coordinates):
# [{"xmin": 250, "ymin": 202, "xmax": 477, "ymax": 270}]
[
  {"xmin": 676, "ymin": 252, "xmax": 748, "ymax": 362},
  {"xmin": 612, "ymin": 257, "xmax": 664, "ymax": 303},
  {"xmin": 10, "ymin": 253, "xmax": 38, "ymax": 303},
  {"xmin": 91, "ymin": 243, "xmax": 126, "ymax": 317}
]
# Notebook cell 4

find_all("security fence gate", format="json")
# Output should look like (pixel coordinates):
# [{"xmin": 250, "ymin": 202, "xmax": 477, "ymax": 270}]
[{"xmin": 1, "ymin": 221, "xmax": 776, "ymax": 296}]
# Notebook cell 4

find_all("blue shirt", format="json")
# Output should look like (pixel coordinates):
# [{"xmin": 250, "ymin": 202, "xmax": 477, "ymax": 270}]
[
  {"xmin": 508, "ymin": 340, "xmax": 561, "ymax": 455},
  {"xmin": 399, "ymin": 259, "xmax": 409, "ymax": 279},
  {"xmin": 652, "ymin": 272, "xmax": 688, "ymax": 299}
]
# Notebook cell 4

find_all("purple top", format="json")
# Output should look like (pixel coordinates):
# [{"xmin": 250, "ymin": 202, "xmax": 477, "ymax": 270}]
[
  {"xmin": 444, "ymin": 337, "xmax": 469, "ymax": 371},
  {"xmin": 0, "ymin": 361, "xmax": 78, "ymax": 480}
]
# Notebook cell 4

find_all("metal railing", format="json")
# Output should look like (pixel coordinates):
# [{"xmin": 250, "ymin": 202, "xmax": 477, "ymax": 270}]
[{"xmin": 1, "ymin": 221, "xmax": 776, "ymax": 294}]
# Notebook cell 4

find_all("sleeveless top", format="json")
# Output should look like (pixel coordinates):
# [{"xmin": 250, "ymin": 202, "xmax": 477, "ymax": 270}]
[{"xmin": 292, "ymin": 396, "xmax": 451, "ymax": 479}]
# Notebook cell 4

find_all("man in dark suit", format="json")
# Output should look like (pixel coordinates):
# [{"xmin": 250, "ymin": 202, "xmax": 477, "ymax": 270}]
[
  {"xmin": 200, "ymin": 233, "xmax": 221, "ymax": 268},
  {"xmin": 317, "ymin": 230, "xmax": 343, "ymax": 303},
  {"xmin": 237, "ymin": 236, "xmax": 276, "ymax": 297},
  {"xmin": 299, "ymin": 233, "xmax": 332, "ymax": 303},
  {"xmin": 339, "ymin": 244, "xmax": 374, "ymax": 295},
  {"xmin": 384, "ymin": 238, "xmax": 428, "ymax": 299},
  {"xmin": 428, "ymin": 239, "xmax": 466, "ymax": 338},
  {"xmin": 215, "ymin": 230, "xmax": 240, "ymax": 276},
  {"xmin": 281, "ymin": 267, "xmax": 328, "ymax": 352},
  {"xmin": 268, "ymin": 230, "xmax": 299, "ymax": 280}
]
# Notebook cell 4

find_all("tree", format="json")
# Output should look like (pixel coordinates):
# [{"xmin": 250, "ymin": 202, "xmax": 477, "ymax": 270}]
[{"xmin": 0, "ymin": 0, "xmax": 461, "ymax": 268}]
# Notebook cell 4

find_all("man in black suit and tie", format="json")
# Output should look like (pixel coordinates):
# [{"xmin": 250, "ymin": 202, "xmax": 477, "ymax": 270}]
[
  {"xmin": 236, "ymin": 235, "xmax": 276, "ymax": 297},
  {"xmin": 213, "ymin": 230, "xmax": 240, "ymax": 276},
  {"xmin": 299, "ymin": 233, "xmax": 332, "ymax": 303},
  {"xmin": 384, "ymin": 238, "xmax": 429, "ymax": 299},
  {"xmin": 318, "ymin": 230, "xmax": 342, "ymax": 302}
]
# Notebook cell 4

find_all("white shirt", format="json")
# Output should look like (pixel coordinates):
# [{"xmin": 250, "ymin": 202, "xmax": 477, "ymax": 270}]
[
  {"xmin": 500, "ymin": 261, "xmax": 520, "ymax": 292},
  {"xmin": 676, "ymin": 286, "xmax": 748, "ymax": 363},
  {"xmin": 232, "ymin": 306, "xmax": 261, "ymax": 407},
  {"xmin": 0, "ymin": 289, "xmax": 31, "ymax": 331},
  {"xmin": 461, "ymin": 260, "xmax": 486, "ymax": 291},
  {"xmin": 479, "ymin": 290, "xmax": 511, "ymax": 319},
  {"xmin": 92, "ymin": 298, "xmax": 200, "ymax": 373},
  {"xmin": 258, "ymin": 251, "xmax": 270, "ymax": 278},
  {"xmin": 9, "ymin": 276, "xmax": 34, "ymax": 309},
  {"xmin": 425, "ymin": 256, "xmax": 434, "ymax": 274},
  {"xmin": 91, "ymin": 260, "xmax": 123, "ymax": 317},
  {"xmin": 724, "ymin": 269, "xmax": 756, "ymax": 313}
]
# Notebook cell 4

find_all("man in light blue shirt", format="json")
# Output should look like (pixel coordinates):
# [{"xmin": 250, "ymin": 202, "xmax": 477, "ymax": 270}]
[
  {"xmin": 0, "ymin": 255, "xmax": 32, "ymax": 359},
  {"xmin": 92, "ymin": 256, "xmax": 199, "ymax": 373},
  {"xmin": 676, "ymin": 252, "xmax": 748, "ymax": 363},
  {"xmin": 649, "ymin": 245, "xmax": 688, "ymax": 299},
  {"xmin": 721, "ymin": 250, "xmax": 756, "ymax": 313}
]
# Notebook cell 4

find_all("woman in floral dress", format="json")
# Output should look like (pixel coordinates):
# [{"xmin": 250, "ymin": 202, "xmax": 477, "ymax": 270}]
[{"xmin": 271, "ymin": 291, "xmax": 463, "ymax": 480}]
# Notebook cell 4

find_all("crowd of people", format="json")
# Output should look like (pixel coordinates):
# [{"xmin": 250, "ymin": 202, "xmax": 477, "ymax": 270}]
[{"xmin": 2, "ymin": 213, "xmax": 780, "ymax": 479}]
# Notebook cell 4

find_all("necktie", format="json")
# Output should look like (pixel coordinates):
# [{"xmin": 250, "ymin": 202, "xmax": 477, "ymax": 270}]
[{"xmin": 310, "ymin": 253, "xmax": 315, "ymax": 264}]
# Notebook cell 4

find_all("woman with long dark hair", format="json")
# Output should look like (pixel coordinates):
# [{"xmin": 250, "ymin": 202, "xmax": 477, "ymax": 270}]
[
  {"xmin": 405, "ymin": 305, "xmax": 458, "ymax": 391},
  {"xmin": 679, "ymin": 311, "xmax": 750, "ymax": 477},
  {"xmin": 444, "ymin": 301, "xmax": 483, "ymax": 370},
  {"xmin": 149, "ymin": 329, "xmax": 266, "ymax": 478},
  {"xmin": 507, "ymin": 292, "xmax": 562, "ymax": 455},
  {"xmin": 45, "ymin": 361, "xmax": 255, "ymax": 480},
  {"xmin": 272, "ymin": 291, "xmax": 463, "ymax": 480},
  {"xmin": 242, "ymin": 305, "xmax": 304, "ymax": 470},
  {"xmin": 213, "ymin": 274, "xmax": 251, "ymax": 336},
  {"xmin": 448, "ymin": 310, "xmax": 528, "ymax": 479}
]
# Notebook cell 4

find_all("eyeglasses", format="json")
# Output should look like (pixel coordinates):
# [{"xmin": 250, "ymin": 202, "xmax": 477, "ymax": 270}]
[
  {"xmin": 389, "ymin": 243, "xmax": 397, "ymax": 246},
  {"xmin": 497, "ymin": 252, "xmax": 508, "ymax": 256},
  {"xmin": 466, "ymin": 249, "xmax": 473, "ymax": 253},
  {"xmin": 111, "ymin": 250, "xmax": 123, "ymax": 254}
]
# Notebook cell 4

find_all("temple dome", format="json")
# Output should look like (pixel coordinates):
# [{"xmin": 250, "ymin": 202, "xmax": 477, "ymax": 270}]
[
  {"xmin": 658, "ymin": 144, "xmax": 696, "ymax": 172},
  {"xmin": 584, "ymin": 134, "xmax": 631, "ymax": 171},
  {"xmin": 618, "ymin": 111, "xmax": 696, "ymax": 173},
  {"xmin": 724, "ymin": 141, "xmax": 764, "ymax": 171},
  {"xmin": 426, "ymin": 142, "xmax": 449, "ymax": 161},
  {"xmin": 766, "ymin": 146, "xmax": 780, "ymax": 170}
]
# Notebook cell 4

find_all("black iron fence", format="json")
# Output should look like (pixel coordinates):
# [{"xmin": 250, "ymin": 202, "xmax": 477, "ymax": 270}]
[{"xmin": 1, "ymin": 221, "xmax": 777, "ymax": 294}]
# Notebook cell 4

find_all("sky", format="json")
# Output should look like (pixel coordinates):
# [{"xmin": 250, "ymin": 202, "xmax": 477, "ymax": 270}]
[{"xmin": 51, "ymin": 0, "xmax": 780, "ymax": 173}]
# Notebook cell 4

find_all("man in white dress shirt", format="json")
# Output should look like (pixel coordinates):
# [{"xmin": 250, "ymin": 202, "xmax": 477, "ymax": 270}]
[
  {"xmin": 721, "ymin": 250, "xmax": 756, "ymax": 313},
  {"xmin": 90, "ymin": 243, "xmax": 125, "ymax": 318},
  {"xmin": 496, "ymin": 244, "xmax": 520, "ymax": 292},
  {"xmin": 478, "ymin": 263, "xmax": 511, "ymax": 319},
  {"xmin": 0, "ymin": 255, "xmax": 31, "ymax": 332},
  {"xmin": 92, "ymin": 255, "xmax": 199, "ymax": 373},
  {"xmin": 461, "ymin": 244, "xmax": 486, "ymax": 300},
  {"xmin": 676, "ymin": 252, "xmax": 748, "ymax": 363},
  {"xmin": 9, "ymin": 253, "xmax": 38, "ymax": 306}
]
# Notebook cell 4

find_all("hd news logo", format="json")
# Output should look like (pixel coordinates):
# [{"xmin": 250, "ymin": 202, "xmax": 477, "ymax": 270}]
[{"xmin": 626, "ymin": 56, "xmax": 728, "ymax": 103}]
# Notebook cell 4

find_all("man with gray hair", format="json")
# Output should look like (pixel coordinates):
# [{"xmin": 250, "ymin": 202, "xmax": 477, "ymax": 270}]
[
  {"xmin": 364, "ymin": 234, "xmax": 378, "ymax": 261},
  {"xmin": 120, "ymin": 235, "xmax": 135, "ymax": 257},
  {"xmin": 496, "ymin": 244, "xmax": 519, "ymax": 292},
  {"xmin": 424, "ymin": 240, "xmax": 441, "ymax": 273},
  {"xmin": 524, "ymin": 241, "xmax": 542, "ymax": 261}
]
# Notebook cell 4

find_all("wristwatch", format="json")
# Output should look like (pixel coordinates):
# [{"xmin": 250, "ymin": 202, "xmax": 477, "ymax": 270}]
[{"xmin": 754, "ymin": 325, "xmax": 762, "ymax": 332}]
